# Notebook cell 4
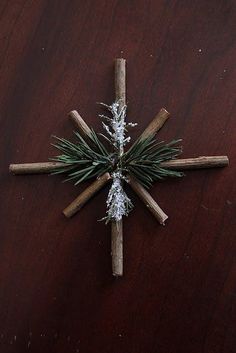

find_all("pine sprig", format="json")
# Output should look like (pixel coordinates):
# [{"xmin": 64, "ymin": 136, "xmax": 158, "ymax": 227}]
[
  {"xmin": 51, "ymin": 130, "xmax": 112, "ymax": 185},
  {"xmin": 122, "ymin": 135, "xmax": 184, "ymax": 188},
  {"xmin": 51, "ymin": 130, "xmax": 183, "ymax": 189},
  {"xmin": 50, "ymin": 104, "xmax": 183, "ymax": 222}
]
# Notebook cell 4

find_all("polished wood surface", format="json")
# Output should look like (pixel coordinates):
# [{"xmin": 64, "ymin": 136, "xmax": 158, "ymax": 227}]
[{"xmin": 1, "ymin": 1, "xmax": 236, "ymax": 352}]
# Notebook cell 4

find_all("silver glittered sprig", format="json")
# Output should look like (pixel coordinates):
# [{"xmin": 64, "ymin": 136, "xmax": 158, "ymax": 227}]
[
  {"xmin": 99, "ymin": 101, "xmax": 137, "ymax": 222},
  {"xmin": 103, "ymin": 170, "xmax": 133, "ymax": 223},
  {"xmin": 99, "ymin": 101, "xmax": 137, "ymax": 153}
]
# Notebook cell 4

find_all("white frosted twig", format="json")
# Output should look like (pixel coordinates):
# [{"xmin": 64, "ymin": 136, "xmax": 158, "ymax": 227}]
[
  {"xmin": 99, "ymin": 101, "xmax": 137, "ymax": 222},
  {"xmin": 104, "ymin": 171, "xmax": 133, "ymax": 222},
  {"xmin": 99, "ymin": 101, "xmax": 137, "ymax": 155}
]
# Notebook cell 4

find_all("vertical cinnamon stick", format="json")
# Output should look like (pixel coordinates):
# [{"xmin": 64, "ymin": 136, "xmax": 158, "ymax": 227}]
[
  {"xmin": 111, "ymin": 58, "xmax": 126, "ymax": 277},
  {"xmin": 115, "ymin": 58, "xmax": 126, "ymax": 107},
  {"xmin": 111, "ymin": 221, "xmax": 123, "ymax": 276}
]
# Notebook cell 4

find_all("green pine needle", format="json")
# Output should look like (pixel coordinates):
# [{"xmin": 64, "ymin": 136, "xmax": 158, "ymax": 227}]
[
  {"xmin": 121, "ymin": 135, "xmax": 184, "ymax": 188},
  {"xmin": 51, "ymin": 129, "xmax": 184, "ymax": 187},
  {"xmin": 50, "ymin": 131, "xmax": 112, "ymax": 185}
]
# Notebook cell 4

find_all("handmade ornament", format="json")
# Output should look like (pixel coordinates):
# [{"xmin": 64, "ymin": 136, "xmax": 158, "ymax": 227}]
[{"xmin": 10, "ymin": 59, "xmax": 229, "ymax": 276}]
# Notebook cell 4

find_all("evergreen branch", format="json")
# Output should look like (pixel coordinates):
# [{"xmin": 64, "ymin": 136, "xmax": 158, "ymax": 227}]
[
  {"xmin": 50, "ymin": 102, "xmax": 183, "ymax": 209},
  {"xmin": 122, "ymin": 136, "xmax": 184, "ymax": 188},
  {"xmin": 51, "ymin": 130, "xmax": 112, "ymax": 186}
]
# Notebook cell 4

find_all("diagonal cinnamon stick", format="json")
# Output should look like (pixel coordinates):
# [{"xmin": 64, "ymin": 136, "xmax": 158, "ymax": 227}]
[
  {"xmin": 68, "ymin": 110, "xmax": 93, "ymax": 138},
  {"xmin": 127, "ymin": 175, "xmax": 168, "ymax": 225},
  {"xmin": 125, "ymin": 108, "xmax": 169, "ymax": 157},
  {"xmin": 8, "ymin": 94, "xmax": 168, "ymax": 179},
  {"xmin": 63, "ymin": 172, "xmax": 111, "ymax": 218},
  {"xmin": 138, "ymin": 108, "xmax": 170, "ymax": 141},
  {"xmin": 122, "ymin": 105, "xmax": 170, "ymax": 228}
]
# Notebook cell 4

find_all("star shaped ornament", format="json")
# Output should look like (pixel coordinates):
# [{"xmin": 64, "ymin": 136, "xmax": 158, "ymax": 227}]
[{"xmin": 10, "ymin": 59, "xmax": 229, "ymax": 276}]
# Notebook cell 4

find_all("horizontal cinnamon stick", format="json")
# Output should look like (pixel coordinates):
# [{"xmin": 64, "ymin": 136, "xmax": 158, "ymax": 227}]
[
  {"xmin": 10, "ymin": 156, "xmax": 228, "ymax": 176},
  {"xmin": 9, "ymin": 162, "xmax": 65, "ymax": 174},
  {"xmin": 139, "ymin": 108, "xmax": 170, "ymax": 141},
  {"xmin": 63, "ymin": 172, "xmax": 111, "ymax": 218},
  {"xmin": 160, "ymin": 156, "xmax": 229, "ymax": 170},
  {"xmin": 127, "ymin": 175, "xmax": 168, "ymax": 225},
  {"xmin": 68, "ymin": 110, "xmax": 92, "ymax": 138}
]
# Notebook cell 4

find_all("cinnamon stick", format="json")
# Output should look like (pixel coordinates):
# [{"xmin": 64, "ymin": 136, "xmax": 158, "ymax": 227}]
[
  {"xmin": 9, "ymin": 156, "xmax": 228, "ymax": 176},
  {"xmin": 127, "ymin": 175, "xmax": 168, "ymax": 225},
  {"xmin": 63, "ymin": 172, "xmax": 111, "ymax": 218},
  {"xmin": 9, "ymin": 111, "xmax": 93, "ymax": 176},
  {"xmin": 126, "ymin": 108, "xmax": 170, "ymax": 156},
  {"xmin": 68, "ymin": 110, "xmax": 93, "ymax": 138},
  {"xmin": 139, "ymin": 108, "xmax": 170, "ymax": 141},
  {"xmin": 111, "ymin": 58, "xmax": 126, "ymax": 277},
  {"xmin": 111, "ymin": 220, "xmax": 123, "ymax": 276},
  {"xmin": 124, "ymin": 107, "xmax": 170, "ymax": 226},
  {"xmin": 9, "ymin": 162, "xmax": 65, "ymax": 174},
  {"xmin": 115, "ymin": 58, "xmax": 126, "ymax": 107},
  {"xmin": 160, "ymin": 156, "xmax": 229, "ymax": 170}
]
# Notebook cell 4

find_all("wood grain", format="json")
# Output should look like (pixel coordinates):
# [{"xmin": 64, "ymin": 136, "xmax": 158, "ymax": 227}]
[{"xmin": 1, "ymin": 1, "xmax": 236, "ymax": 353}]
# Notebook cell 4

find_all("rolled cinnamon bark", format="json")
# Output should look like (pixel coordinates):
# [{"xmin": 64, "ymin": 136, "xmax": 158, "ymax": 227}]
[
  {"xmin": 9, "ymin": 162, "xmax": 65, "ymax": 174},
  {"xmin": 139, "ymin": 108, "xmax": 170, "ymax": 141},
  {"xmin": 111, "ymin": 220, "xmax": 123, "ymax": 276},
  {"xmin": 160, "ymin": 156, "xmax": 229, "ymax": 170},
  {"xmin": 63, "ymin": 172, "xmax": 111, "ymax": 218},
  {"xmin": 9, "ymin": 156, "xmax": 229, "ymax": 176},
  {"xmin": 125, "ymin": 108, "xmax": 170, "ymax": 157},
  {"xmin": 127, "ymin": 175, "xmax": 168, "ymax": 225},
  {"xmin": 115, "ymin": 58, "xmax": 126, "ymax": 107},
  {"xmin": 68, "ymin": 110, "xmax": 93, "ymax": 138}
]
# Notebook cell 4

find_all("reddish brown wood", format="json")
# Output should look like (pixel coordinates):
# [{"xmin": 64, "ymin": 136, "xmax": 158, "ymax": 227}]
[{"xmin": 1, "ymin": 1, "xmax": 236, "ymax": 353}]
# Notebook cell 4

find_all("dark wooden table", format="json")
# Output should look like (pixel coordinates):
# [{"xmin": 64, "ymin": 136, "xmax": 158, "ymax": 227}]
[{"xmin": 1, "ymin": 1, "xmax": 236, "ymax": 352}]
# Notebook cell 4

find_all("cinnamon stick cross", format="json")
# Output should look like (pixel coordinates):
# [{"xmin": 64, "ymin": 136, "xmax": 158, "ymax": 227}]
[{"xmin": 9, "ymin": 58, "xmax": 229, "ymax": 277}]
